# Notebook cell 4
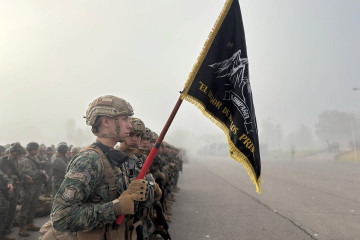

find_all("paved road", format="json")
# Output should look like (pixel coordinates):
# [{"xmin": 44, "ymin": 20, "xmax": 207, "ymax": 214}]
[{"xmin": 169, "ymin": 155, "xmax": 360, "ymax": 240}]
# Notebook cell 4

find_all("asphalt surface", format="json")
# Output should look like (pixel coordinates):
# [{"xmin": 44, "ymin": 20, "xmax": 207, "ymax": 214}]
[
  {"xmin": 169, "ymin": 155, "xmax": 360, "ymax": 240},
  {"xmin": 7, "ymin": 154, "xmax": 360, "ymax": 240}
]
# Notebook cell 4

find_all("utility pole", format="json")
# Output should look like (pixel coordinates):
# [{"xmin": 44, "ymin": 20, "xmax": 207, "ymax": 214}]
[{"xmin": 351, "ymin": 87, "xmax": 359, "ymax": 162}]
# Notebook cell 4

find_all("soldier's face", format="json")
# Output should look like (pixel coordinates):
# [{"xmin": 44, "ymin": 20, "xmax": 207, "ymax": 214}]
[
  {"xmin": 30, "ymin": 149, "xmax": 38, "ymax": 156},
  {"xmin": 70, "ymin": 151, "xmax": 78, "ymax": 158},
  {"xmin": 126, "ymin": 132, "xmax": 141, "ymax": 148},
  {"xmin": 140, "ymin": 138, "xmax": 150, "ymax": 149},
  {"xmin": 109, "ymin": 115, "xmax": 132, "ymax": 139}
]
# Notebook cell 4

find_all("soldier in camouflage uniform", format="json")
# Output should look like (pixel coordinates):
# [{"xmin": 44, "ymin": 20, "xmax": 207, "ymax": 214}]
[
  {"xmin": 135, "ymin": 128, "xmax": 171, "ymax": 240},
  {"xmin": 69, "ymin": 147, "xmax": 80, "ymax": 159},
  {"xmin": 147, "ymin": 132, "xmax": 168, "ymax": 219},
  {"xmin": 0, "ymin": 142, "xmax": 26, "ymax": 238},
  {"xmin": 156, "ymin": 142, "xmax": 176, "ymax": 221},
  {"xmin": 51, "ymin": 95, "xmax": 150, "ymax": 240},
  {"xmin": 45, "ymin": 147, "xmax": 54, "ymax": 162},
  {"xmin": 36, "ymin": 145, "xmax": 47, "ymax": 167},
  {"xmin": 0, "ymin": 169, "xmax": 15, "ymax": 240},
  {"xmin": 118, "ymin": 118, "xmax": 163, "ymax": 240},
  {"xmin": 139, "ymin": 128, "xmax": 151, "ymax": 151},
  {"xmin": 42, "ymin": 147, "xmax": 54, "ymax": 195},
  {"xmin": 0, "ymin": 145, "xmax": 6, "ymax": 158},
  {"xmin": 18, "ymin": 142, "xmax": 50, "ymax": 237},
  {"xmin": 50, "ymin": 142, "xmax": 69, "ymax": 196}
]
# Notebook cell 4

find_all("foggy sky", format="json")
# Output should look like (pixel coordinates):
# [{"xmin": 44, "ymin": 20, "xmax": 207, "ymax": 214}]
[{"xmin": 1, "ymin": 0, "xmax": 359, "ymax": 151}]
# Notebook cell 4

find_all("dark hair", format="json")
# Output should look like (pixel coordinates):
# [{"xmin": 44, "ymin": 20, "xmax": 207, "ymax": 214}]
[{"xmin": 91, "ymin": 115, "xmax": 103, "ymax": 134}]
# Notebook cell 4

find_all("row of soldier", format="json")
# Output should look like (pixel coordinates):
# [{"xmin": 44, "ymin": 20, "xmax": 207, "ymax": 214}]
[{"xmin": 0, "ymin": 97, "xmax": 184, "ymax": 240}]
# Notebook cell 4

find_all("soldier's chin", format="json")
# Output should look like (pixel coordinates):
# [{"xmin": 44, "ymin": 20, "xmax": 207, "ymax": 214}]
[{"xmin": 117, "ymin": 137, "xmax": 126, "ymax": 143}]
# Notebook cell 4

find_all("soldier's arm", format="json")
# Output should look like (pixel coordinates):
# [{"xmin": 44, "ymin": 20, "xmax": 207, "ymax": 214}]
[
  {"xmin": 51, "ymin": 150, "xmax": 117, "ymax": 232},
  {"xmin": 0, "ymin": 169, "xmax": 10, "ymax": 183}
]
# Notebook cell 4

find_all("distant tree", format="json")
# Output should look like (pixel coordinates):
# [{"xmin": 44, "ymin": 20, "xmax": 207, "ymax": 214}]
[
  {"xmin": 285, "ymin": 125, "xmax": 314, "ymax": 150},
  {"xmin": 315, "ymin": 111, "xmax": 359, "ymax": 147},
  {"xmin": 65, "ymin": 119, "xmax": 93, "ymax": 147},
  {"xmin": 259, "ymin": 119, "xmax": 283, "ymax": 150}
]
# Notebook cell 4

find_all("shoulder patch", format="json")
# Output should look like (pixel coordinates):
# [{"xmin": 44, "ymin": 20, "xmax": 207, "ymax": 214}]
[{"xmin": 62, "ymin": 187, "xmax": 77, "ymax": 201}]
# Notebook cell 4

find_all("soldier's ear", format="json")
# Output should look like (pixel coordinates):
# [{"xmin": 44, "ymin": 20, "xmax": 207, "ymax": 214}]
[{"xmin": 101, "ymin": 116, "xmax": 112, "ymax": 127}]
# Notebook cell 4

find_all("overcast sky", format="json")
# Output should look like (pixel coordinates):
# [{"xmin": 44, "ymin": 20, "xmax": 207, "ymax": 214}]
[{"xmin": 1, "ymin": 0, "xmax": 359, "ymax": 150}]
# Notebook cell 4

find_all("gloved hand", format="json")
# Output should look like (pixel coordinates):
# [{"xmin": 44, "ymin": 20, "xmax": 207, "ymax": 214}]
[{"xmin": 112, "ymin": 179, "xmax": 148, "ymax": 216}]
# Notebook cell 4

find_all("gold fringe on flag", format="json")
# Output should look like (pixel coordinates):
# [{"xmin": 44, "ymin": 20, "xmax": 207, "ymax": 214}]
[{"xmin": 181, "ymin": 0, "xmax": 262, "ymax": 193}]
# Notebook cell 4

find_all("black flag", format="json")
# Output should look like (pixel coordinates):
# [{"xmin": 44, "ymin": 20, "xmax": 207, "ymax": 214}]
[{"xmin": 181, "ymin": 0, "xmax": 261, "ymax": 192}]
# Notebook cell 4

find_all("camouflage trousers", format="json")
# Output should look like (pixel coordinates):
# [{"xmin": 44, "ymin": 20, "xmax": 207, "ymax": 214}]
[
  {"xmin": 18, "ymin": 184, "xmax": 41, "ymax": 227},
  {"xmin": 3, "ymin": 187, "xmax": 19, "ymax": 231},
  {"xmin": 0, "ymin": 190, "xmax": 10, "ymax": 233}
]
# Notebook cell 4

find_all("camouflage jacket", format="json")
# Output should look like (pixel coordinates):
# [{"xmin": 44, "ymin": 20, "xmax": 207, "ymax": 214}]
[
  {"xmin": 0, "ymin": 156, "xmax": 21, "ymax": 184},
  {"xmin": 127, "ymin": 154, "xmax": 156, "ymax": 238},
  {"xmin": 51, "ymin": 142, "xmax": 128, "ymax": 232},
  {"xmin": 51, "ymin": 153, "xmax": 67, "ymax": 180},
  {"xmin": 0, "ymin": 169, "xmax": 11, "ymax": 185},
  {"xmin": 18, "ymin": 154, "xmax": 45, "ymax": 185}
]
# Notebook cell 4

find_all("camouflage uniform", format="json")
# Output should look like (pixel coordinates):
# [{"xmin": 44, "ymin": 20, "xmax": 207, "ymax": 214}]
[
  {"xmin": 51, "ymin": 95, "xmax": 149, "ymax": 240},
  {"xmin": 0, "ymin": 145, "xmax": 6, "ymax": 158},
  {"xmin": 118, "ymin": 117, "xmax": 158, "ymax": 240},
  {"xmin": 0, "ymin": 169, "xmax": 11, "ymax": 235},
  {"xmin": 51, "ymin": 141, "xmax": 129, "ymax": 232},
  {"xmin": 18, "ymin": 151, "xmax": 46, "ymax": 229},
  {"xmin": 51, "ymin": 151, "xmax": 68, "ymax": 195},
  {"xmin": 0, "ymin": 155, "xmax": 22, "ymax": 233},
  {"xmin": 127, "ymin": 154, "xmax": 156, "ymax": 240}
]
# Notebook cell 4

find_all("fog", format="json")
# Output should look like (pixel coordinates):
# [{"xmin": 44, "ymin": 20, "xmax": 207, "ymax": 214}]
[{"xmin": 1, "ymin": 0, "xmax": 359, "ymax": 156}]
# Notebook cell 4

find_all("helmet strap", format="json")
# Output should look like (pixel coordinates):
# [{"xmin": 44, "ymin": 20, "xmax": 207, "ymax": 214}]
[{"xmin": 95, "ymin": 117, "xmax": 123, "ymax": 142}]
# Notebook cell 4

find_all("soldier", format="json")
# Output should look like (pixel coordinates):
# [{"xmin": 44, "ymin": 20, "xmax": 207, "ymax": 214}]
[
  {"xmin": 0, "ymin": 145, "xmax": 6, "ymax": 157},
  {"xmin": 134, "ymin": 127, "xmax": 171, "ymax": 240},
  {"xmin": 45, "ymin": 147, "xmax": 54, "ymax": 162},
  {"xmin": 147, "ymin": 132, "xmax": 167, "ymax": 213},
  {"xmin": 66, "ymin": 145, "xmax": 73, "ymax": 160},
  {"xmin": 50, "ymin": 142, "xmax": 69, "ymax": 196},
  {"xmin": 139, "ymin": 128, "xmax": 152, "ymax": 151},
  {"xmin": 51, "ymin": 95, "xmax": 150, "ymax": 240},
  {"xmin": 36, "ymin": 145, "xmax": 47, "ymax": 167},
  {"xmin": 69, "ymin": 147, "xmax": 80, "ymax": 159},
  {"xmin": 0, "ymin": 169, "xmax": 14, "ymax": 240},
  {"xmin": 0, "ymin": 142, "xmax": 26, "ymax": 237},
  {"xmin": 118, "ymin": 118, "xmax": 162, "ymax": 240},
  {"xmin": 18, "ymin": 142, "xmax": 49, "ymax": 237}
]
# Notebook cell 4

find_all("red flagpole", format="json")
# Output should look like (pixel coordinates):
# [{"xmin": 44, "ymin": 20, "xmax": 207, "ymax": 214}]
[{"xmin": 115, "ymin": 95, "xmax": 183, "ymax": 225}]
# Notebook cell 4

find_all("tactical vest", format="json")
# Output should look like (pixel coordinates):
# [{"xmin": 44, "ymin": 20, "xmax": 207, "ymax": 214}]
[
  {"xmin": 40, "ymin": 145, "xmax": 134, "ymax": 240},
  {"xmin": 76, "ymin": 145, "xmax": 131, "ymax": 240}
]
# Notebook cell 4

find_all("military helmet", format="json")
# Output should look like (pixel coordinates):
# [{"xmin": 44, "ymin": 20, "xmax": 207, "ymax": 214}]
[
  {"xmin": 129, "ymin": 117, "xmax": 145, "ymax": 135},
  {"xmin": 150, "ymin": 131, "xmax": 158, "ymax": 142},
  {"xmin": 0, "ymin": 145, "xmax": 6, "ymax": 152},
  {"xmin": 85, "ymin": 95, "xmax": 134, "ymax": 126},
  {"xmin": 10, "ymin": 142, "xmax": 26, "ymax": 155},
  {"xmin": 39, "ymin": 144, "xmax": 46, "ymax": 152},
  {"xmin": 56, "ymin": 142, "xmax": 69, "ymax": 154},
  {"xmin": 143, "ymin": 128, "xmax": 152, "ymax": 140},
  {"xmin": 70, "ymin": 147, "xmax": 80, "ymax": 153},
  {"xmin": 26, "ymin": 142, "xmax": 39, "ymax": 151}
]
